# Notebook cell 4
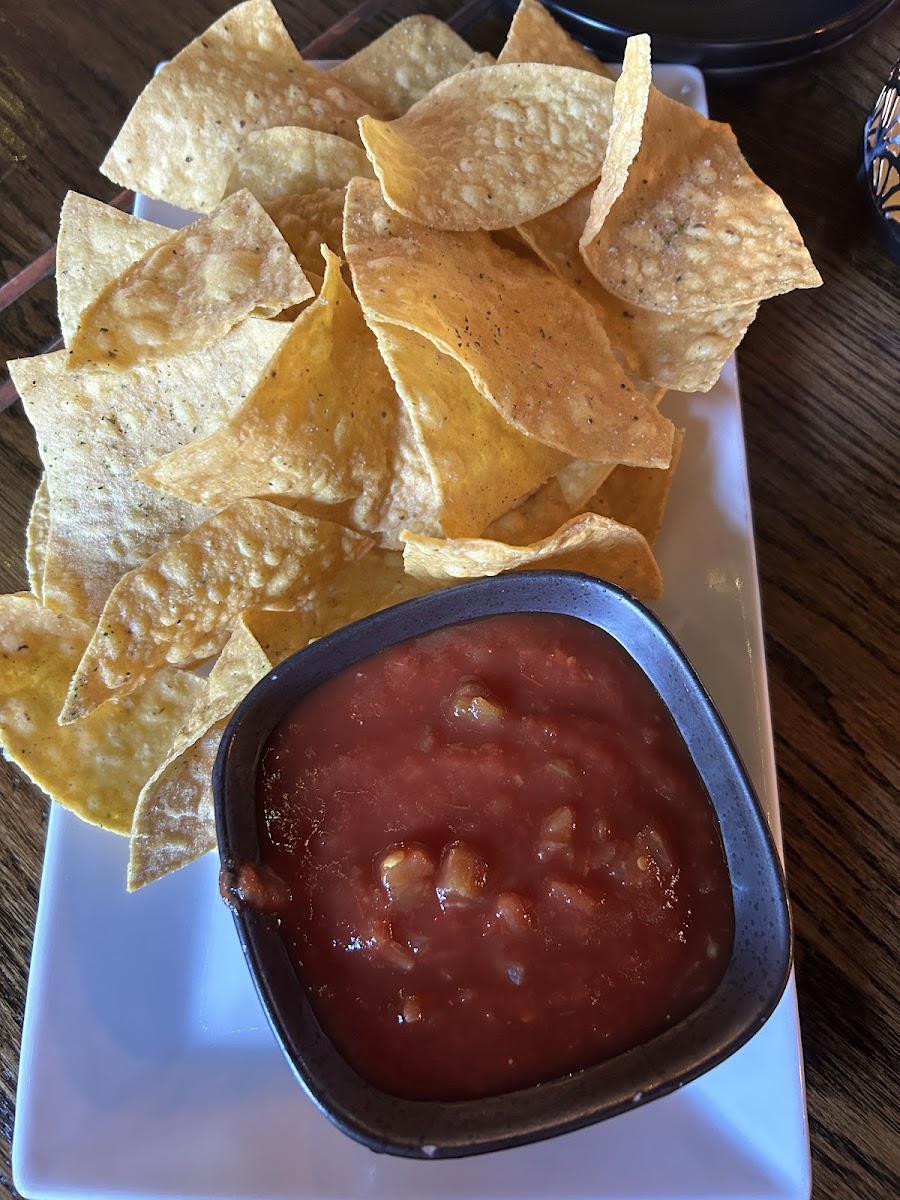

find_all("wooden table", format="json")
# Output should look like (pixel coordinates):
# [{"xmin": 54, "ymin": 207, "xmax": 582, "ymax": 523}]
[{"xmin": 0, "ymin": 1, "xmax": 898, "ymax": 1196}]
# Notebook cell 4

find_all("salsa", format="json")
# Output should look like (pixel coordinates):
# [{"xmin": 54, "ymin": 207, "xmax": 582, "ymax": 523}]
[{"xmin": 255, "ymin": 612, "xmax": 734, "ymax": 1101}]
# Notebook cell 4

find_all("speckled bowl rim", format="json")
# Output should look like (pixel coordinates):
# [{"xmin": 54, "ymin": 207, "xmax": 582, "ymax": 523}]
[{"xmin": 213, "ymin": 570, "xmax": 792, "ymax": 1159}]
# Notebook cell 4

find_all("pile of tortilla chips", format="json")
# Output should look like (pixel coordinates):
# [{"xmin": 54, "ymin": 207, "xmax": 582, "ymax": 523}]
[{"xmin": 0, "ymin": 0, "xmax": 820, "ymax": 890}]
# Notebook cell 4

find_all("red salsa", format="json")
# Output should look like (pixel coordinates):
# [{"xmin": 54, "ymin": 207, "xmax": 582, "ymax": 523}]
[{"xmin": 255, "ymin": 613, "xmax": 734, "ymax": 1101}]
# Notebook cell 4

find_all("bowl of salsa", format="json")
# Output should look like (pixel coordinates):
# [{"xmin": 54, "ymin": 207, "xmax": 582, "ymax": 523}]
[{"xmin": 213, "ymin": 570, "xmax": 791, "ymax": 1158}]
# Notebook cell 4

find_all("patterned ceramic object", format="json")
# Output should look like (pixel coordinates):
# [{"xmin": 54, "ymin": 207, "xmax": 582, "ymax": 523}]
[{"xmin": 864, "ymin": 57, "xmax": 900, "ymax": 259}]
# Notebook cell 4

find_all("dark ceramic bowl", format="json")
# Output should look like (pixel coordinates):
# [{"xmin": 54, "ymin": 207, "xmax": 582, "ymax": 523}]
[
  {"xmin": 520, "ymin": 0, "xmax": 896, "ymax": 73},
  {"xmin": 213, "ymin": 571, "xmax": 791, "ymax": 1159}
]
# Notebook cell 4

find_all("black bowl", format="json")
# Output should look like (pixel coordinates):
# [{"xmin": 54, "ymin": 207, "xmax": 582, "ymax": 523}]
[
  {"xmin": 515, "ymin": 0, "xmax": 897, "ymax": 73},
  {"xmin": 213, "ymin": 571, "xmax": 791, "ymax": 1159}
]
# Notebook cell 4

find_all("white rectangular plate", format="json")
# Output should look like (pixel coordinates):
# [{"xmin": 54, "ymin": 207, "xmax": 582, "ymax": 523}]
[{"xmin": 13, "ymin": 64, "xmax": 811, "ymax": 1200}]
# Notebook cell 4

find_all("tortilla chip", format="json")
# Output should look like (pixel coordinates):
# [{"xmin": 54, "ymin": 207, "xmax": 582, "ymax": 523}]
[
  {"xmin": 482, "ymin": 392, "xmax": 664, "ymax": 545},
  {"xmin": 579, "ymin": 86, "xmax": 822, "ymax": 312},
  {"xmin": 0, "ymin": 593, "xmax": 204, "ymax": 833},
  {"xmin": 128, "ymin": 620, "xmax": 274, "ymax": 889},
  {"xmin": 344, "ymin": 178, "xmax": 673, "ymax": 466},
  {"xmin": 224, "ymin": 127, "xmax": 373, "ymax": 206},
  {"xmin": 401, "ymin": 511, "xmax": 662, "ymax": 599},
  {"xmin": 484, "ymin": 456, "xmax": 627, "ymax": 545},
  {"xmin": 265, "ymin": 188, "xmax": 347, "ymax": 281},
  {"xmin": 128, "ymin": 721, "xmax": 226, "ymax": 886},
  {"xmin": 128, "ymin": 547, "xmax": 442, "ymax": 888},
  {"xmin": 580, "ymin": 34, "xmax": 652, "ymax": 248},
  {"xmin": 137, "ymin": 262, "xmax": 440, "ymax": 552},
  {"xmin": 372, "ymin": 402, "xmax": 445, "ymax": 545},
  {"xmin": 371, "ymin": 321, "xmax": 566, "ymax": 538},
  {"xmin": 588, "ymin": 427, "xmax": 684, "ymax": 546},
  {"xmin": 358, "ymin": 63, "xmax": 615, "ymax": 231},
  {"xmin": 483, "ymin": 476, "xmax": 586, "ymax": 545},
  {"xmin": 60, "ymin": 502, "xmax": 372, "ymax": 722},
  {"xmin": 330, "ymin": 16, "xmax": 483, "ymax": 119},
  {"xmin": 66, "ymin": 190, "xmax": 312, "ymax": 370},
  {"xmin": 9, "ymin": 319, "xmax": 288, "ymax": 623},
  {"xmin": 554, "ymin": 459, "xmax": 615, "ymax": 509},
  {"xmin": 594, "ymin": 294, "xmax": 759, "ymax": 392},
  {"xmin": 138, "ymin": 250, "xmax": 401, "ymax": 537},
  {"xmin": 242, "ymin": 548, "xmax": 436, "ymax": 662},
  {"xmin": 310, "ymin": 548, "xmax": 437, "ymax": 634},
  {"xmin": 498, "ymin": 0, "xmax": 612, "ymax": 79},
  {"xmin": 517, "ymin": 181, "xmax": 759, "ymax": 391},
  {"xmin": 237, "ymin": 607, "xmax": 316, "ymax": 667},
  {"xmin": 56, "ymin": 193, "xmax": 171, "ymax": 347},
  {"xmin": 490, "ymin": 225, "xmax": 544, "ymax": 260},
  {"xmin": 25, "ymin": 477, "xmax": 50, "ymax": 603},
  {"xmin": 101, "ymin": 0, "xmax": 369, "ymax": 210}
]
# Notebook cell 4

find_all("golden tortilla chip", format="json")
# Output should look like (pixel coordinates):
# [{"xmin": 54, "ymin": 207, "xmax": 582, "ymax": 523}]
[
  {"xmin": 66, "ymin": 190, "xmax": 312, "ymax": 371},
  {"xmin": 371, "ymin": 321, "xmax": 566, "ymax": 537},
  {"xmin": 0, "ymin": 593, "xmax": 204, "ymax": 833},
  {"xmin": 483, "ymin": 390, "xmax": 665, "ymax": 545},
  {"xmin": 483, "ymin": 475, "xmax": 590, "ymax": 545},
  {"xmin": 580, "ymin": 34, "xmax": 652, "ymax": 248},
  {"xmin": 588, "ymin": 427, "xmax": 685, "ymax": 546},
  {"xmin": 358, "ymin": 63, "xmax": 615, "ymax": 231},
  {"xmin": 101, "ymin": 0, "xmax": 369, "ymax": 210},
  {"xmin": 554, "ymin": 458, "xmax": 616, "ymax": 509},
  {"xmin": 498, "ymin": 0, "xmax": 612, "ymax": 79},
  {"xmin": 60, "ymin": 502, "xmax": 372, "ymax": 722},
  {"xmin": 344, "ymin": 179, "xmax": 673, "ymax": 465},
  {"xmin": 128, "ymin": 620, "xmax": 274, "ymax": 889},
  {"xmin": 9, "ymin": 319, "xmax": 288, "ymax": 623},
  {"xmin": 307, "ymin": 547, "xmax": 437, "ymax": 636},
  {"xmin": 242, "ymin": 548, "xmax": 435, "ymax": 662},
  {"xmin": 484, "ymin": 457, "xmax": 626, "ymax": 546},
  {"xmin": 595, "ymin": 294, "xmax": 759, "ymax": 392},
  {"xmin": 224, "ymin": 127, "xmax": 373, "ymax": 206},
  {"xmin": 266, "ymin": 189, "xmax": 347, "ymax": 281},
  {"xmin": 579, "ymin": 86, "xmax": 822, "ymax": 313},
  {"xmin": 237, "ymin": 607, "xmax": 316, "ymax": 667},
  {"xmin": 137, "ymin": 249, "xmax": 401, "ymax": 537},
  {"xmin": 372, "ymin": 403, "xmax": 445, "ymax": 546},
  {"xmin": 517, "ymin": 181, "xmax": 759, "ymax": 391},
  {"xmin": 490, "ymin": 225, "xmax": 544, "ymax": 260},
  {"xmin": 128, "ymin": 548, "xmax": 442, "ymax": 889},
  {"xmin": 401, "ymin": 511, "xmax": 662, "ymax": 599},
  {"xmin": 56, "ymin": 193, "xmax": 171, "ymax": 347},
  {"xmin": 25, "ymin": 477, "xmax": 50, "ymax": 603},
  {"xmin": 330, "ymin": 15, "xmax": 483, "ymax": 119},
  {"xmin": 128, "ymin": 721, "xmax": 226, "ymax": 887}
]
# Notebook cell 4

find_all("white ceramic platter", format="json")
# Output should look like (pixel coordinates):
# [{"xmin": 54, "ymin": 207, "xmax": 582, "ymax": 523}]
[{"xmin": 12, "ymin": 64, "xmax": 811, "ymax": 1200}]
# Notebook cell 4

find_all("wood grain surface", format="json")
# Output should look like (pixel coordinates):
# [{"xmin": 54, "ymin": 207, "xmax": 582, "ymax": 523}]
[{"xmin": 0, "ymin": 1, "xmax": 898, "ymax": 1197}]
